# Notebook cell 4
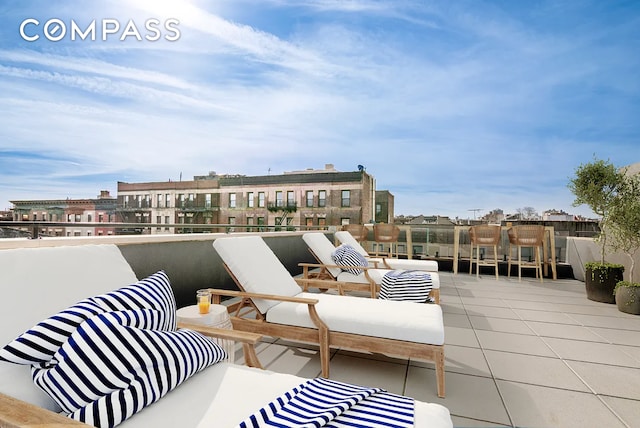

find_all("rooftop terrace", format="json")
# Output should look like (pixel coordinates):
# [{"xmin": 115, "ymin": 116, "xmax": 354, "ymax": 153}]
[{"xmin": 237, "ymin": 271, "xmax": 640, "ymax": 428}]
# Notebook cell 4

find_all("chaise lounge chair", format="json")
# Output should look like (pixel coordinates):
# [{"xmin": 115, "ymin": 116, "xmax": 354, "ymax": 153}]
[
  {"xmin": 0, "ymin": 244, "xmax": 452, "ymax": 427},
  {"xmin": 301, "ymin": 232, "xmax": 441, "ymax": 303},
  {"xmin": 335, "ymin": 230, "xmax": 439, "ymax": 272},
  {"xmin": 211, "ymin": 235, "xmax": 446, "ymax": 398}
]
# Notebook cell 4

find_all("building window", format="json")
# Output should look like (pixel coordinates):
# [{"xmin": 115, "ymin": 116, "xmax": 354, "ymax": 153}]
[
  {"xmin": 124, "ymin": 195, "xmax": 130, "ymax": 207},
  {"xmin": 165, "ymin": 193, "xmax": 171, "ymax": 208},
  {"xmin": 376, "ymin": 203, "xmax": 382, "ymax": 214},
  {"xmin": 305, "ymin": 217, "xmax": 313, "ymax": 227},
  {"xmin": 98, "ymin": 214, "xmax": 104, "ymax": 223},
  {"xmin": 229, "ymin": 193, "xmax": 236, "ymax": 208},
  {"xmin": 341, "ymin": 190, "xmax": 351, "ymax": 207},
  {"xmin": 257, "ymin": 216, "xmax": 265, "ymax": 232},
  {"xmin": 157, "ymin": 194, "xmax": 163, "ymax": 208},
  {"xmin": 205, "ymin": 194, "xmax": 212, "ymax": 208},
  {"xmin": 87, "ymin": 214, "xmax": 92, "ymax": 222},
  {"xmin": 258, "ymin": 192, "xmax": 265, "ymax": 208},
  {"xmin": 247, "ymin": 192, "xmax": 254, "ymax": 208},
  {"xmin": 305, "ymin": 191, "xmax": 314, "ymax": 207},
  {"xmin": 275, "ymin": 191, "xmax": 283, "ymax": 207},
  {"xmin": 156, "ymin": 215, "xmax": 162, "ymax": 224},
  {"xmin": 33, "ymin": 213, "xmax": 37, "ymax": 221},
  {"xmin": 341, "ymin": 218, "xmax": 350, "ymax": 225},
  {"xmin": 228, "ymin": 217, "xmax": 236, "ymax": 232},
  {"xmin": 287, "ymin": 191, "xmax": 295, "ymax": 207},
  {"xmin": 75, "ymin": 214, "xmax": 82, "ymax": 222},
  {"xmin": 178, "ymin": 194, "xmax": 185, "ymax": 207},
  {"xmin": 318, "ymin": 190, "xmax": 326, "ymax": 207},
  {"xmin": 318, "ymin": 217, "xmax": 327, "ymax": 230}
]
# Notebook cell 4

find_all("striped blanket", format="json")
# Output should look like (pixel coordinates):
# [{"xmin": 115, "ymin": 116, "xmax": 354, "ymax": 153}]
[
  {"xmin": 237, "ymin": 377, "xmax": 414, "ymax": 427},
  {"xmin": 379, "ymin": 270, "xmax": 433, "ymax": 303}
]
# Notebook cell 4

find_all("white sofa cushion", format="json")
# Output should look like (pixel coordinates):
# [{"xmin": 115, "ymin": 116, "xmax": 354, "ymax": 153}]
[
  {"xmin": 266, "ymin": 292, "xmax": 445, "ymax": 345},
  {"xmin": 213, "ymin": 236, "xmax": 302, "ymax": 314}
]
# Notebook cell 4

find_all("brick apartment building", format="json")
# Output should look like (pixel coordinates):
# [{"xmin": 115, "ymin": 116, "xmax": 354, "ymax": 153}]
[{"xmin": 117, "ymin": 164, "xmax": 393, "ymax": 234}]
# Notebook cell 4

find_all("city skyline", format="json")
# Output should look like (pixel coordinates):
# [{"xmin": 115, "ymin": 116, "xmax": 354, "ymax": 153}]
[{"xmin": 1, "ymin": 1, "xmax": 639, "ymax": 219}]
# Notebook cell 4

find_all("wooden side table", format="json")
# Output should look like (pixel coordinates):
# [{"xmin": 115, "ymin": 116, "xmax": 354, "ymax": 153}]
[{"xmin": 176, "ymin": 304, "xmax": 235, "ymax": 364}]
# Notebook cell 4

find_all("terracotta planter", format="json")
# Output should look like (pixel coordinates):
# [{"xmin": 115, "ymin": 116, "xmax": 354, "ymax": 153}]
[
  {"xmin": 615, "ymin": 286, "xmax": 640, "ymax": 315},
  {"xmin": 585, "ymin": 266, "xmax": 624, "ymax": 304}
]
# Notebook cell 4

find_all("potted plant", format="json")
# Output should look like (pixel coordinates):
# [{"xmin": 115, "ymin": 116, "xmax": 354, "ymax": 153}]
[
  {"xmin": 608, "ymin": 168, "xmax": 640, "ymax": 314},
  {"xmin": 568, "ymin": 157, "xmax": 625, "ymax": 303}
]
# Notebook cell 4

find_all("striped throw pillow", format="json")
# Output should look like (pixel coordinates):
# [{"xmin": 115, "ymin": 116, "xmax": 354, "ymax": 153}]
[
  {"xmin": 0, "ymin": 271, "xmax": 176, "ymax": 365},
  {"xmin": 380, "ymin": 270, "xmax": 433, "ymax": 303},
  {"xmin": 331, "ymin": 244, "xmax": 368, "ymax": 275},
  {"xmin": 33, "ymin": 309, "xmax": 226, "ymax": 426}
]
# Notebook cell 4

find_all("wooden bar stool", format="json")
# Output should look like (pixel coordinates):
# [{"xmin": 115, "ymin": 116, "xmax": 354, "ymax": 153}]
[
  {"xmin": 507, "ymin": 225, "xmax": 545, "ymax": 282},
  {"xmin": 373, "ymin": 224, "xmax": 400, "ymax": 257},
  {"xmin": 469, "ymin": 225, "xmax": 501, "ymax": 280}
]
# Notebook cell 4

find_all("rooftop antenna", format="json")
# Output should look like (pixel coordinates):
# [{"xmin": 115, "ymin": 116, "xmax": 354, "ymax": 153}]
[
  {"xmin": 468, "ymin": 208, "xmax": 482, "ymax": 220},
  {"xmin": 268, "ymin": 168, "xmax": 271, "ymax": 175},
  {"xmin": 357, "ymin": 164, "xmax": 365, "ymax": 172}
]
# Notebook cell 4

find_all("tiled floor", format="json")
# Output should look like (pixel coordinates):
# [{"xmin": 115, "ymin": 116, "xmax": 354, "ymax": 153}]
[{"xmin": 232, "ymin": 272, "xmax": 640, "ymax": 428}]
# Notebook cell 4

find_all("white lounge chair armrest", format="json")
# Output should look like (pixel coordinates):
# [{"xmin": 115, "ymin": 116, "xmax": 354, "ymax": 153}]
[{"xmin": 0, "ymin": 392, "xmax": 88, "ymax": 427}]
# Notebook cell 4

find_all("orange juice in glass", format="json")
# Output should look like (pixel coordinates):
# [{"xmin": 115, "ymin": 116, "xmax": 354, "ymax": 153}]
[{"xmin": 197, "ymin": 290, "xmax": 211, "ymax": 314}]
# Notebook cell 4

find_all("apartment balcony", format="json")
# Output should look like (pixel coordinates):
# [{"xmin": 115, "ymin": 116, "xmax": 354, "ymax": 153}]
[{"xmin": 0, "ymin": 230, "xmax": 637, "ymax": 427}]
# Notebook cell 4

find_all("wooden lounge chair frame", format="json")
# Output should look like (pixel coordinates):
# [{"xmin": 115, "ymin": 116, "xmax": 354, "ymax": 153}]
[
  {"xmin": 300, "ymin": 234, "xmax": 441, "ymax": 303},
  {"xmin": 209, "ymin": 262, "xmax": 446, "ymax": 398}
]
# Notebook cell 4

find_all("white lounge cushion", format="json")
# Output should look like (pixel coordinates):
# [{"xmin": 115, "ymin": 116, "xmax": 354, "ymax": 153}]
[
  {"xmin": 196, "ymin": 364, "xmax": 453, "ymax": 428},
  {"xmin": 306, "ymin": 232, "xmax": 440, "ymax": 289},
  {"xmin": 266, "ymin": 292, "xmax": 445, "ymax": 346},
  {"xmin": 302, "ymin": 232, "xmax": 343, "ymax": 277},
  {"xmin": 335, "ymin": 231, "xmax": 439, "ymax": 272},
  {"xmin": 338, "ymin": 268, "xmax": 441, "ymax": 290},
  {"xmin": 213, "ymin": 236, "xmax": 302, "ymax": 314},
  {"xmin": 0, "ymin": 244, "xmax": 138, "ymax": 412}
]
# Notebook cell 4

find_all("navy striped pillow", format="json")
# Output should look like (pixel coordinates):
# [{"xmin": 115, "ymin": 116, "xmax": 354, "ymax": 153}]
[
  {"xmin": 380, "ymin": 270, "xmax": 433, "ymax": 303},
  {"xmin": 0, "ymin": 271, "xmax": 176, "ymax": 365},
  {"xmin": 33, "ymin": 309, "xmax": 226, "ymax": 426},
  {"xmin": 331, "ymin": 244, "xmax": 368, "ymax": 275}
]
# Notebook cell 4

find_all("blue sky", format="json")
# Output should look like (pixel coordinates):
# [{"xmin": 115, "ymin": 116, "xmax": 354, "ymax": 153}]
[{"xmin": 0, "ymin": 0, "xmax": 638, "ymax": 220}]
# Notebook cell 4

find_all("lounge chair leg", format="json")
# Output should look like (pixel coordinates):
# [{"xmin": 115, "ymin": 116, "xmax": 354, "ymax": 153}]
[
  {"xmin": 242, "ymin": 343, "xmax": 263, "ymax": 369},
  {"xmin": 319, "ymin": 326, "xmax": 330, "ymax": 378},
  {"xmin": 435, "ymin": 347, "xmax": 445, "ymax": 398}
]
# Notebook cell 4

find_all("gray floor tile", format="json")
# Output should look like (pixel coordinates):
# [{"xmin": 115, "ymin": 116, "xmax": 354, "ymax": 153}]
[
  {"xmin": 411, "ymin": 344, "xmax": 492, "ymax": 378},
  {"xmin": 405, "ymin": 367, "xmax": 511, "ymax": 426},
  {"xmin": 497, "ymin": 380, "xmax": 627, "ymax": 428},
  {"xmin": 441, "ymin": 302, "xmax": 468, "ymax": 314},
  {"xmin": 569, "ymin": 312, "xmax": 640, "ymax": 330},
  {"xmin": 445, "ymin": 325, "xmax": 481, "ymax": 348},
  {"xmin": 484, "ymin": 350, "xmax": 590, "ymax": 391},
  {"xmin": 601, "ymin": 396, "xmax": 640, "ymax": 427},
  {"xmin": 566, "ymin": 360, "xmax": 640, "ymax": 400},
  {"xmin": 469, "ymin": 315, "xmax": 535, "ymax": 335},
  {"xmin": 459, "ymin": 296, "xmax": 509, "ymax": 308},
  {"xmin": 588, "ymin": 327, "xmax": 640, "ymax": 347},
  {"xmin": 526, "ymin": 320, "xmax": 608, "ymax": 342},
  {"xmin": 543, "ymin": 337, "xmax": 640, "ymax": 368},
  {"xmin": 328, "ymin": 353, "xmax": 408, "ymax": 395},
  {"xmin": 450, "ymin": 416, "xmax": 510, "ymax": 427},
  {"xmin": 444, "ymin": 312, "xmax": 473, "ymax": 328},
  {"xmin": 475, "ymin": 330, "xmax": 556, "ymax": 357},
  {"xmin": 255, "ymin": 342, "xmax": 323, "ymax": 378},
  {"xmin": 463, "ymin": 304, "xmax": 520, "ymax": 320},
  {"xmin": 512, "ymin": 308, "xmax": 581, "ymax": 324}
]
